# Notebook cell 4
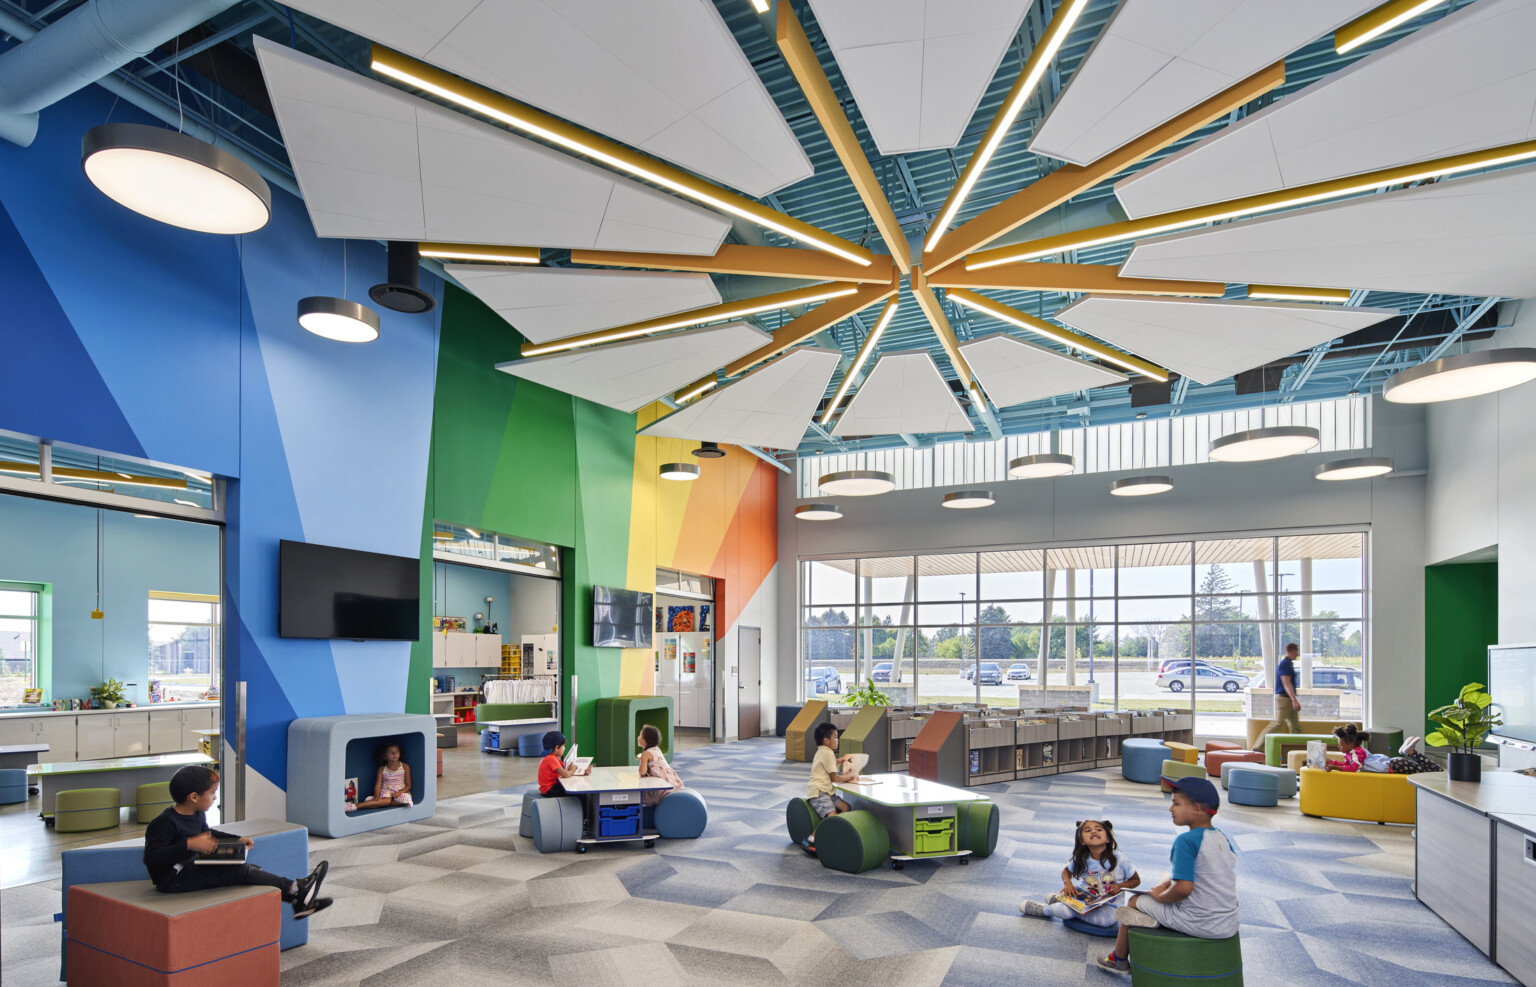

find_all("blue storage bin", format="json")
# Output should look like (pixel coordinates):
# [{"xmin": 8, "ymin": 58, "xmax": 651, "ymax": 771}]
[
  {"xmin": 517, "ymin": 733, "xmax": 545, "ymax": 757},
  {"xmin": 597, "ymin": 804, "xmax": 641, "ymax": 839}
]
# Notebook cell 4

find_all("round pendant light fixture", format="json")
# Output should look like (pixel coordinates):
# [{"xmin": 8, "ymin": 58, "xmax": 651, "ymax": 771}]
[
  {"xmin": 941, "ymin": 490, "xmax": 995, "ymax": 509},
  {"xmin": 1382, "ymin": 348, "xmax": 1536, "ymax": 403},
  {"xmin": 692, "ymin": 441, "xmax": 726, "ymax": 459},
  {"xmin": 819, "ymin": 470, "xmax": 896, "ymax": 496},
  {"xmin": 81, "ymin": 123, "xmax": 271, "ymax": 234},
  {"xmin": 659, "ymin": 462, "xmax": 700, "ymax": 481},
  {"xmin": 795, "ymin": 503, "xmax": 843, "ymax": 521},
  {"xmin": 1208, "ymin": 425, "xmax": 1320, "ymax": 462},
  {"xmin": 297, "ymin": 296, "xmax": 380, "ymax": 342},
  {"xmin": 1008, "ymin": 453, "xmax": 1075, "ymax": 478},
  {"xmin": 1315, "ymin": 456, "xmax": 1394, "ymax": 481},
  {"xmin": 1111, "ymin": 475, "xmax": 1173, "ymax": 497}
]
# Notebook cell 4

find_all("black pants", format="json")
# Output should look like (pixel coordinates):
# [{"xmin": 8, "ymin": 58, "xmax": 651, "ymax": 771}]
[
  {"xmin": 157, "ymin": 862, "xmax": 291, "ymax": 896},
  {"xmin": 541, "ymin": 781, "xmax": 567, "ymax": 798}
]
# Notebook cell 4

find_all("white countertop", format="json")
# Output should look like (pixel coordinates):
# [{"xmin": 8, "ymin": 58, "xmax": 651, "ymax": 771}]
[{"xmin": 0, "ymin": 701, "xmax": 219, "ymax": 720}]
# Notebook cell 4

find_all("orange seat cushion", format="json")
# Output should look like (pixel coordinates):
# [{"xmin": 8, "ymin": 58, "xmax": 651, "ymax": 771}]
[{"xmin": 1206, "ymin": 749, "xmax": 1264, "ymax": 777}]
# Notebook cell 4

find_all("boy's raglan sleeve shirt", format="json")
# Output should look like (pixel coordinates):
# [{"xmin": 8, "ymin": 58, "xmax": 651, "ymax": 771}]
[{"xmin": 1169, "ymin": 829, "xmax": 1204, "ymax": 883}]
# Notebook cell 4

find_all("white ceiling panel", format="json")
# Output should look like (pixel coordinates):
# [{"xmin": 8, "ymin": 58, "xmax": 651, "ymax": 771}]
[
  {"xmin": 641, "ymin": 348, "xmax": 841, "ymax": 450},
  {"xmin": 494, "ymin": 322, "xmax": 769, "ymax": 413},
  {"xmin": 255, "ymin": 39, "xmax": 729, "ymax": 253},
  {"xmin": 960, "ymin": 332, "xmax": 1128, "ymax": 408},
  {"xmin": 280, "ymin": 0, "xmax": 811, "ymax": 197},
  {"xmin": 445, "ymin": 267, "xmax": 722, "ymax": 344},
  {"xmin": 1030, "ymin": 0, "xmax": 1376, "ymax": 166},
  {"xmin": 1053, "ymin": 296, "xmax": 1395, "ymax": 386},
  {"xmin": 1119, "ymin": 165, "xmax": 1536, "ymax": 298},
  {"xmin": 831, "ymin": 350, "xmax": 974, "ymax": 437},
  {"xmin": 1116, "ymin": 0, "xmax": 1536, "ymax": 219},
  {"xmin": 808, "ymin": 0, "xmax": 1032, "ymax": 155}
]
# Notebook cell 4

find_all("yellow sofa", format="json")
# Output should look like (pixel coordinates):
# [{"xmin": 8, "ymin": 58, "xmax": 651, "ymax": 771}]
[
  {"xmin": 1297, "ymin": 767, "xmax": 1415, "ymax": 824},
  {"xmin": 1245, "ymin": 717, "xmax": 1348, "ymax": 749},
  {"xmin": 1287, "ymin": 750, "xmax": 1345, "ymax": 772}
]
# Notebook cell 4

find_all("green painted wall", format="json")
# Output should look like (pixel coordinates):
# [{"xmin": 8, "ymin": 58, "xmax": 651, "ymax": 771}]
[
  {"xmin": 406, "ymin": 285, "xmax": 635, "ymax": 754},
  {"xmin": 1423, "ymin": 561, "xmax": 1498, "ymax": 736}
]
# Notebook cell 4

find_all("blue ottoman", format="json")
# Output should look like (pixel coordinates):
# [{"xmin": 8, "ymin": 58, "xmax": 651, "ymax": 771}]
[
  {"xmin": 1064, "ymin": 916, "xmax": 1118, "ymax": 937},
  {"xmin": 1122, "ymin": 739, "xmax": 1170, "ymax": 784},
  {"xmin": 776, "ymin": 705, "xmax": 801, "ymax": 737},
  {"xmin": 1228, "ymin": 767, "xmax": 1280, "ymax": 807},
  {"xmin": 517, "ymin": 732, "xmax": 545, "ymax": 757},
  {"xmin": 654, "ymin": 789, "xmax": 708, "ymax": 839},
  {"xmin": 529, "ymin": 796, "xmax": 583, "ymax": 853},
  {"xmin": 1219, "ymin": 761, "xmax": 1296, "ymax": 797},
  {"xmin": 0, "ymin": 768, "xmax": 25, "ymax": 805}
]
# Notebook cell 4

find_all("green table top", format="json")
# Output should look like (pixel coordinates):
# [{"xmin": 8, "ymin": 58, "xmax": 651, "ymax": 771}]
[{"xmin": 26, "ymin": 751, "xmax": 215, "ymax": 777}]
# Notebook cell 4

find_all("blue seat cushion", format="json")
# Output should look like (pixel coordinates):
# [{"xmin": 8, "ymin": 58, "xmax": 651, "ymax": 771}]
[
  {"xmin": 1064, "ymin": 917, "xmax": 1118, "ymax": 937},
  {"xmin": 0, "ymin": 768, "xmax": 26, "ymax": 805},
  {"xmin": 654, "ymin": 789, "xmax": 707, "ymax": 839}
]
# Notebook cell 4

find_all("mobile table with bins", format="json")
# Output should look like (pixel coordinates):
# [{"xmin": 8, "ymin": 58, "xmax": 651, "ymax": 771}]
[
  {"xmin": 561, "ymin": 766, "xmax": 674, "ymax": 852},
  {"xmin": 835, "ymin": 773, "xmax": 991, "ymax": 870}
]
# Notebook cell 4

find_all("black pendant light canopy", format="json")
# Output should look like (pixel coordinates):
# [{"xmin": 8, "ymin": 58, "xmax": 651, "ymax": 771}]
[
  {"xmin": 370, "ymin": 241, "xmax": 436, "ymax": 314},
  {"xmin": 692, "ymin": 441, "xmax": 726, "ymax": 459}
]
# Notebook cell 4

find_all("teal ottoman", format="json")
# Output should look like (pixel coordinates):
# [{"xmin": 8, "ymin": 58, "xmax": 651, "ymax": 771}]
[
  {"xmin": 1219, "ymin": 761, "xmax": 1297, "ymax": 797},
  {"xmin": 1228, "ymin": 767, "xmax": 1280, "ymax": 807}
]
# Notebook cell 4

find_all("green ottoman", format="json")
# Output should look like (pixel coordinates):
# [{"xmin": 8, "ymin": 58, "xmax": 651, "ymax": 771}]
[
  {"xmin": 54, "ymin": 789, "xmax": 120, "ymax": 833},
  {"xmin": 1262, "ymin": 734, "xmax": 1334, "ymax": 767},
  {"xmin": 594, "ymin": 696, "xmax": 674, "ymax": 766},
  {"xmin": 1362, "ymin": 726, "xmax": 1402, "ymax": 757},
  {"xmin": 816, "ymin": 810, "xmax": 889, "ymax": 874},
  {"xmin": 1129, "ymin": 926, "xmax": 1243, "ymax": 986},
  {"xmin": 1159, "ymin": 759, "xmax": 1206, "ymax": 793},
  {"xmin": 134, "ymin": 782, "xmax": 174, "ymax": 823},
  {"xmin": 954, "ymin": 800, "xmax": 999, "ymax": 858},
  {"xmin": 786, "ymin": 797, "xmax": 822, "ymax": 845}
]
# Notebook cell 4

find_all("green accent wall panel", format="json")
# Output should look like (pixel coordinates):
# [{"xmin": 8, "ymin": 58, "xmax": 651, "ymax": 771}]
[{"xmin": 1424, "ymin": 561, "xmax": 1498, "ymax": 736}]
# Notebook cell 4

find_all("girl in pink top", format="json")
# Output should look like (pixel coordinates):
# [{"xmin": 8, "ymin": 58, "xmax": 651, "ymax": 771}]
[
  {"xmin": 636, "ymin": 724, "xmax": 682, "ymax": 807},
  {"xmin": 355, "ymin": 741, "xmax": 414, "ymax": 809}
]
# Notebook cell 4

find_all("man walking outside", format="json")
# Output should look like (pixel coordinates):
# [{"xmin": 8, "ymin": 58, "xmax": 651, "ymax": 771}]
[{"xmin": 1251, "ymin": 643, "xmax": 1302, "ymax": 751}]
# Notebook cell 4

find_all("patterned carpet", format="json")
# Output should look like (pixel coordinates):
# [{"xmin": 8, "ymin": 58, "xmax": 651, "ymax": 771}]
[{"xmin": 0, "ymin": 736, "xmax": 1517, "ymax": 986}]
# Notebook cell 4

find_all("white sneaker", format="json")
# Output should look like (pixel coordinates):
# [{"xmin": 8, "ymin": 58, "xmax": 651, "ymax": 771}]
[
  {"xmin": 1020, "ymin": 900, "xmax": 1048, "ymax": 917},
  {"xmin": 1115, "ymin": 905, "xmax": 1158, "ymax": 928}
]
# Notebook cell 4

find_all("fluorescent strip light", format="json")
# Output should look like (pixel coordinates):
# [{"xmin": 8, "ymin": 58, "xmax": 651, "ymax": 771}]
[
  {"xmin": 522, "ymin": 285, "xmax": 858, "ymax": 356},
  {"xmin": 419, "ymin": 243, "xmax": 539, "ymax": 264},
  {"xmin": 1336, "ymin": 0, "xmax": 1447, "ymax": 54},
  {"xmin": 750, "ymin": 0, "xmax": 769, "ymax": 11},
  {"xmin": 820, "ymin": 299, "xmax": 898, "ymax": 425},
  {"xmin": 946, "ymin": 291, "xmax": 1169, "ymax": 381},
  {"xmin": 1246, "ymin": 284, "xmax": 1352, "ymax": 303},
  {"xmin": 969, "ymin": 139, "xmax": 1536, "ymax": 268},
  {"xmin": 371, "ymin": 50, "xmax": 871, "ymax": 267},
  {"xmin": 675, "ymin": 379, "xmax": 718, "ymax": 405},
  {"xmin": 924, "ymin": 0, "xmax": 1090, "ymax": 253}
]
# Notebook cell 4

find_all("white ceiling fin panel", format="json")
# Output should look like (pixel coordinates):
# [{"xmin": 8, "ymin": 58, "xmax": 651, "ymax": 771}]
[
  {"xmin": 1053, "ymin": 295, "xmax": 1396, "ymax": 386},
  {"xmin": 494, "ymin": 322, "xmax": 769, "ymax": 413},
  {"xmin": 831, "ymin": 350, "xmax": 974, "ymax": 437},
  {"xmin": 1115, "ymin": 0, "xmax": 1536, "ymax": 219},
  {"xmin": 279, "ymin": 0, "xmax": 811, "ymax": 197},
  {"xmin": 1029, "ymin": 0, "xmax": 1376, "ymax": 167},
  {"xmin": 254, "ymin": 38, "xmax": 729, "ymax": 253},
  {"xmin": 1119, "ymin": 165, "xmax": 1536, "ymax": 298},
  {"xmin": 960, "ymin": 332, "xmax": 1128, "ymax": 408},
  {"xmin": 444, "ymin": 267, "xmax": 722, "ymax": 344},
  {"xmin": 640, "ymin": 348, "xmax": 842, "ymax": 450}
]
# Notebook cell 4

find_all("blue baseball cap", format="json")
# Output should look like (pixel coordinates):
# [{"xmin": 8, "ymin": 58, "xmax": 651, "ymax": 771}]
[
  {"xmin": 1161, "ymin": 775, "xmax": 1220, "ymax": 810},
  {"xmin": 542, "ymin": 730, "xmax": 566, "ymax": 753}
]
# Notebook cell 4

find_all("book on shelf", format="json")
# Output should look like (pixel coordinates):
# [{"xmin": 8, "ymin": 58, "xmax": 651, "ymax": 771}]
[
  {"xmin": 1015, "ymin": 747, "xmax": 1024, "ymax": 770},
  {"xmin": 969, "ymin": 750, "xmax": 981, "ymax": 774},
  {"xmin": 1042, "ymin": 744, "xmax": 1055, "ymax": 765}
]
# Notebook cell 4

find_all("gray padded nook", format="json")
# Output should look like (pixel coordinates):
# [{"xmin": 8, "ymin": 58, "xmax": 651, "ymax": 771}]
[{"xmin": 287, "ymin": 714, "xmax": 436, "ymax": 837}]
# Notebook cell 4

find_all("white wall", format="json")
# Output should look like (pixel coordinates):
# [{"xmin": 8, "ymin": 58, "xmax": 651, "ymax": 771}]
[
  {"xmin": 777, "ymin": 401, "xmax": 1428, "ymax": 739},
  {"xmin": 716, "ymin": 564, "xmax": 778, "ymax": 740}
]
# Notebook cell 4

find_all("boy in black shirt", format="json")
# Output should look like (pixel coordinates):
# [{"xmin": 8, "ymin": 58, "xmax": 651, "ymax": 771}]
[{"xmin": 144, "ymin": 765, "xmax": 331, "ymax": 916}]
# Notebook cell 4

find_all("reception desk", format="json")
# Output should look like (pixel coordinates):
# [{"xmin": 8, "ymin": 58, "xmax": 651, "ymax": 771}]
[{"xmin": 1412, "ymin": 771, "xmax": 1536, "ymax": 985}]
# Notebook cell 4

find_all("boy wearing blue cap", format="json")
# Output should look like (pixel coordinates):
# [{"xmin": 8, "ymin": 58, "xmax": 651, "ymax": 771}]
[
  {"xmin": 1096, "ymin": 775, "xmax": 1238, "ymax": 976},
  {"xmin": 536, "ymin": 730, "xmax": 589, "ymax": 798}
]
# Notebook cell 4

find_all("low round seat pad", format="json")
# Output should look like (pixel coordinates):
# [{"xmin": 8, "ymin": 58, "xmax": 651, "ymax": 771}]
[
  {"xmin": 1220, "ymin": 761, "xmax": 1297, "ymax": 796},
  {"xmin": 1064, "ymin": 916, "xmax": 1118, "ymax": 937}
]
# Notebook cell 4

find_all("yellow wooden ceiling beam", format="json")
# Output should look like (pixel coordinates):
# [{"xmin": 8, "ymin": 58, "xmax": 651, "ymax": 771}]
[
  {"xmin": 569, "ymin": 244, "xmax": 896, "ymax": 284},
  {"xmin": 944, "ymin": 289, "xmax": 1170, "ymax": 381},
  {"xmin": 910, "ymin": 266, "xmax": 977, "ymax": 391},
  {"xmin": 776, "ymin": 4, "xmax": 910, "ymax": 273},
  {"xmin": 1335, "ymin": 0, "xmax": 1448, "ymax": 54},
  {"xmin": 921, "ymin": 60, "xmax": 1285, "ymax": 274},
  {"xmin": 927, "ymin": 262, "xmax": 1225, "ymax": 297}
]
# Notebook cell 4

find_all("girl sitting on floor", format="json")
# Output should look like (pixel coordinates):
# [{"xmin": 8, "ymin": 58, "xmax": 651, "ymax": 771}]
[
  {"xmin": 1020, "ymin": 819, "xmax": 1140, "ymax": 928},
  {"xmin": 637, "ymin": 724, "xmax": 683, "ymax": 806},
  {"xmin": 354, "ymin": 740, "xmax": 413, "ymax": 810}
]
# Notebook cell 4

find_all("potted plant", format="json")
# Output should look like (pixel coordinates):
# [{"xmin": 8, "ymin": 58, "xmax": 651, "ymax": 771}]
[
  {"xmin": 845, "ymin": 683, "xmax": 894, "ymax": 708},
  {"xmin": 1426, "ymin": 682, "xmax": 1502, "ymax": 782},
  {"xmin": 91, "ymin": 677, "xmax": 127, "ymax": 710}
]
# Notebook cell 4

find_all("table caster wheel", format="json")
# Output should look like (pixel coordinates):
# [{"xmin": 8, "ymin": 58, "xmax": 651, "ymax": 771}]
[
  {"xmin": 576, "ymin": 844, "xmax": 588, "ymax": 854},
  {"xmin": 891, "ymin": 860, "xmax": 904, "ymax": 871},
  {"xmin": 958, "ymin": 855, "xmax": 969, "ymax": 865},
  {"xmin": 644, "ymin": 839, "xmax": 656, "ymax": 848}
]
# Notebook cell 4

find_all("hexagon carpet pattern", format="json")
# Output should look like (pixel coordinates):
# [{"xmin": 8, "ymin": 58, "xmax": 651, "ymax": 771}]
[{"xmin": 1, "ymin": 737, "xmax": 1516, "ymax": 986}]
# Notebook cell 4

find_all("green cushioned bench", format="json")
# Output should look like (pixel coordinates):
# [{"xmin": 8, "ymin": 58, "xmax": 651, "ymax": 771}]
[
  {"xmin": 473, "ymin": 703, "xmax": 556, "ymax": 732},
  {"xmin": 594, "ymin": 696, "xmax": 674, "ymax": 766}
]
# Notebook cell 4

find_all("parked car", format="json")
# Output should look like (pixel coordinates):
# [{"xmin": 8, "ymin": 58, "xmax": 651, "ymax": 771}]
[
  {"xmin": 1007, "ymin": 662, "xmax": 1033, "ymax": 681},
  {"xmin": 1158, "ymin": 658, "xmax": 1237, "ymax": 675},
  {"xmin": 806, "ymin": 665, "xmax": 842, "ymax": 694},
  {"xmin": 1311, "ymin": 666, "xmax": 1362, "ymax": 691},
  {"xmin": 972, "ymin": 662, "xmax": 1004, "ymax": 686},
  {"xmin": 872, "ymin": 662, "xmax": 892, "ymax": 682},
  {"xmin": 1156, "ymin": 665, "xmax": 1250, "ymax": 693}
]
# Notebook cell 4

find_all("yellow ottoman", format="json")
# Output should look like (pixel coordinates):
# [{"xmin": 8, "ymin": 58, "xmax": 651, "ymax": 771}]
[
  {"xmin": 1298, "ymin": 767, "xmax": 1415, "ymax": 824},
  {"xmin": 1163, "ymin": 741, "xmax": 1199, "ymax": 765},
  {"xmin": 1286, "ymin": 750, "xmax": 1346, "ymax": 773}
]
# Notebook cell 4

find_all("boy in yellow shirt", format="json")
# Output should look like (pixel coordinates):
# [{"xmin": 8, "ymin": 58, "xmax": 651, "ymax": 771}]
[{"xmin": 805, "ymin": 722, "xmax": 858, "ymax": 845}]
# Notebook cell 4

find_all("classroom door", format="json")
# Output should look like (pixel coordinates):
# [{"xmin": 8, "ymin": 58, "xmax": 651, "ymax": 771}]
[{"xmin": 738, "ymin": 626, "xmax": 761, "ymax": 740}]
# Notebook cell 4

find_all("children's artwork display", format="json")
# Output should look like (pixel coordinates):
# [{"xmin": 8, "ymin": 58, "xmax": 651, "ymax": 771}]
[
  {"xmin": 663, "ymin": 638, "xmax": 678, "ymax": 662},
  {"xmin": 699, "ymin": 604, "xmax": 712, "ymax": 632},
  {"xmin": 655, "ymin": 606, "xmax": 664, "ymax": 632},
  {"xmin": 343, "ymin": 777, "xmax": 359, "ymax": 812},
  {"xmin": 433, "ymin": 616, "xmax": 467, "ymax": 632},
  {"xmin": 667, "ymin": 606, "xmax": 696, "ymax": 632},
  {"xmin": 682, "ymin": 649, "xmax": 696, "ymax": 674}
]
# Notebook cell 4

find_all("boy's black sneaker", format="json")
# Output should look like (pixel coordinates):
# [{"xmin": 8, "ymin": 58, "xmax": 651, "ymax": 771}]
[
  {"xmin": 294, "ymin": 896, "xmax": 333, "ymax": 919},
  {"xmin": 293, "ymin": 860, "xmax": 328, "ymax": 912}
]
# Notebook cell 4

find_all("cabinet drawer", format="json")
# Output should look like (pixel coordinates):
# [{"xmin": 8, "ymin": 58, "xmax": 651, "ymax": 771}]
[{"xmin": 1496, "ymin": 822, "xmax": 1536, "ymax": 983}]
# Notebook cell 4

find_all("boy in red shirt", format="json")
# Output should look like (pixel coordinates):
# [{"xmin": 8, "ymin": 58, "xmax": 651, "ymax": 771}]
[{"xmin": 537, "ymin": 730, "xmax": 589, "ymax": 797}]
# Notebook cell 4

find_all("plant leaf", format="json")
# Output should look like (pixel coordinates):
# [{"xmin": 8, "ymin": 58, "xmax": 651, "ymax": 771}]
[{"xmin": 1424, "ymin": 730, "xmax": 1450, "ymax": 747}]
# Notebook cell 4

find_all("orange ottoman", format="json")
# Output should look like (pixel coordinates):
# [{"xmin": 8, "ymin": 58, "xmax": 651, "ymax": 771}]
[
  {"xmin": 66, "ymin": 881, "xmax": 280, "ymax": 986},
  {"xmin": 1206, "ymin": 749, "xmax": 1264, "ymax": 778},
  {"xmin": 1205, "ymin": 741, "xmax": 1242, "ymax": 755}
]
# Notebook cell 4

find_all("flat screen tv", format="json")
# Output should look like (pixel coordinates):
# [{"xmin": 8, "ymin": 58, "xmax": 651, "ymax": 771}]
[
  {"xmin": 593, "ymin": 586, "xmax": 653, "ymax": 648},
  {"xmin": 1489, "ymin": 644, "xmax": 1536, "ymax": 748},
  {"xmin": 279, "ymin": 539, "xmax": 420, "ymax": 641}
]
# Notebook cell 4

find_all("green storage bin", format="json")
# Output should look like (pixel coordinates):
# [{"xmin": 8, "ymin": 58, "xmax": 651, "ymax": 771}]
[{"xmin": 913, "ymin": 818, "xmax": 953, "ymax": 854}]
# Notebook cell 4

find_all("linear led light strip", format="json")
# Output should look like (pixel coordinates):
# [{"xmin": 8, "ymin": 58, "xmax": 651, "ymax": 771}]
[
  {"xmin": 1247, "ymin": 284, "xmax": 1351, "ymax": 303},
  {"xmin": 945, "ymin": 289, "xmax": 1169, "ymax": 381},
  {"xmin": 419, "ymin": 243, "xmax": 540, "ymax": 264},
  {"xmin": 521, "ymin": 284, "xmax": 859, "ymax": 356},
  {"xmin": 923, "ymin": 0, "xmax": 1091, "ymax": 253},
  {"xmin": 968, "ymin": 139, "xmax": 1536, "ymax": 268},
  {"xmin": 819, "ymin": 299, "xmax": 898, "ymax": 425},
  {"xmin": 675, "ymin": 378, "xmax": 719, "ymax": 405},
  {"xmin": 370, "ymin": 48, "xmax": 871, "ymax": 267},
  {"xmin": 1335, "ymin": 0, "xmax": 1447, "ymax": 54}
]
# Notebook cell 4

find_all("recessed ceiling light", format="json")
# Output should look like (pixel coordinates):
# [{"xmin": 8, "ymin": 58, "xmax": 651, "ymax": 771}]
[
  {"xmin": 659, "ymin": 462, "xmax": 700, "ymax": 481},
  {"xmin": 82, "ymin": 123, "xmax": 271, "ymax": 234},
  {"xmin": 1315, "ymin": 457, "xmax": 1394, "ymax": 481},
  {"xmin": 1209, "ymin": 426, "xmax": 1321, "ymax": 462},
  {"xmin": 298, "ymin": 296, "xmax": 380, "ymax": 343},
  {"xmin": 1382, "ymin": 348, "xmax": 1536, "ymax": 403},
  {"xmin": 1008, "ymin": 453, "xmax": 1074, "ymax": 478},
  {"xmin": 941, "ymin": 490, "xmax": 994, "ymax": 509},
  {"xmin": 819, "ymin": 470, "xmax": 895, "ymax": 496},
  {"xmin": 795, "ymin": 503, "xmax": 842, "ymax": 520},
  {"xmin": 1111, "ymin": 475, "xmax": 1173, "ymax": 497}
]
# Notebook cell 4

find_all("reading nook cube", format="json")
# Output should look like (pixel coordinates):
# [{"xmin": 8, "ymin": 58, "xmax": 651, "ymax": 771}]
[
  {"xmin": 594, "ymin": 696, "xmax": 673, "ymax": 765},
  {"xmin": 287, "ymin": 714, "xmax": 436, "ymax": 837}
]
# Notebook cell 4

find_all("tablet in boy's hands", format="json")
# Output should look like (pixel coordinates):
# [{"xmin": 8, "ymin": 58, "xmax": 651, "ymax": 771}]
[{"xmin": 195, "ymin": 838, "xmax": 248, "ymax": 865}]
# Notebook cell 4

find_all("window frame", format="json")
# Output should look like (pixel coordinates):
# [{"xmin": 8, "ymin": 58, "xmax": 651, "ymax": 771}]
[{"xmin": 148, "ymin": 591, "xmax": 221, "ymax": 701}]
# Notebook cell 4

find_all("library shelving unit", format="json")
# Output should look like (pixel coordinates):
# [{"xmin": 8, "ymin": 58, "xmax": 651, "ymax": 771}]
[
  {"xmin": 1015, "ymin": 715, "xmax": 1060, "ymax": 779},
  {"xmin": 1096, "ymin": 712, "xmax": 1131, "ymax": 768},
  {"xmin": 840, "ymin": 705, "xmax": 890, "ymax": 774},
  {"xmin": 964, "ymin": 717, "xmax": 1017, "ymax": 787},
  {"xmin": 1159, "ymin": 711, "xmax": 1195, "ymax": 745},
  {"xmin": 828, "ymin": 707, "xmax": 859, "ymax": 732},
  {"xmin": 1130, "ymin": 712, "xmax": 1165, "ymax": 739},
  {"xmin": 785, "ymin": 700, "xmax": 829, "ymax": 762},
  {"xmin": 887, "ymin": 710, "xmax": 928, "ymax": 770},
  {"xmin": 1055, "ymin": 714, "xmax": 1097, "ymax": 770},
  {"xmin": 908, "ymin": 710, "xmax": 966, "ymax": 788}
]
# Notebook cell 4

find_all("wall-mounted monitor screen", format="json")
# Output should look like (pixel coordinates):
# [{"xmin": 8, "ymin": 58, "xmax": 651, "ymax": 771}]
[
  {"xmin": 279, "ymin": 540, "xmax": 420, "ymax": 641},
  {"xmin": 593, "ymin": 586, "xmax": 653, "ymax": 648},
  {"xmin": 1489, "ymin": 644, "xmax": 1536, "ymax": 747}
]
